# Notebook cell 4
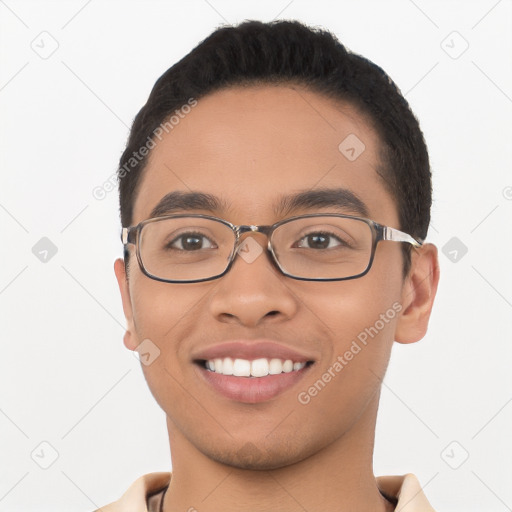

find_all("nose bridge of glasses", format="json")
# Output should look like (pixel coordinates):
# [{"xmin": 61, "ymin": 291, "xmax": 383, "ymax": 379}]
[
  {"xmin": 236, "ymin": 224, "xmax": 272, "ymax": 233},
  {"xmin": 225, "ymin": 223, "xmax": 286, "ymax": 280},
  {"xmin": 235, "ymin": 224, "xmax": 273, "ymax": 244}
]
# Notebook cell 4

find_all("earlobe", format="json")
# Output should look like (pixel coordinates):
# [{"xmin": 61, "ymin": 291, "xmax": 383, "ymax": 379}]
[
  {"xmin": 394, "ymin": 243, "xmax": 440, "ymax": 345},
  {"xmin": 114, "ymin": 258, "xmax": 139, "ymax": 351}
]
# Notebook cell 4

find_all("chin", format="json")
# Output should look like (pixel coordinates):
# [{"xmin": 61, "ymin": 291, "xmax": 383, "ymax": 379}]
[{"xmin": 201, "ymin": 436, "xmax": 319, "ymax": 471}]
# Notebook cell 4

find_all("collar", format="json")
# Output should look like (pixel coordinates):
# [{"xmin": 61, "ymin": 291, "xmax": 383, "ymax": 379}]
[{"xmin": 97, "ymin": 471, "xmax": 436, "ymax": 511}]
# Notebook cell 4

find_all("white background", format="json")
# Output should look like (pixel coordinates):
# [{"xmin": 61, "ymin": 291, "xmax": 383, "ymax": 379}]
[{"xmin": 1, "ymin": 1, "xmax": 511, "ymax": 510}]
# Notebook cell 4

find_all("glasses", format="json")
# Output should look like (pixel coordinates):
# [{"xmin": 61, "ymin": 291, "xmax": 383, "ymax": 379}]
[{"xmin": 121, "ymin": 213, "xmax": 422, "ymax": 283}]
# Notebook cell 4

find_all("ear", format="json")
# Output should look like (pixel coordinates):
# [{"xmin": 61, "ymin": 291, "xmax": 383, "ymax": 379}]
[
  {"xmin": 395, "ymin": 243, "xmax": 440, "ymax": 344},
  {"xmin": 114, "ymin": 258, "xmax": 138, "ymax": 351}
]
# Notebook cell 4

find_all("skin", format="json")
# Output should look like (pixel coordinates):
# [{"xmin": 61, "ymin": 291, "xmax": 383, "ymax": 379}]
[{"xmin": 114, "ymin": 84, "xmax": 440, "ymax": 512}]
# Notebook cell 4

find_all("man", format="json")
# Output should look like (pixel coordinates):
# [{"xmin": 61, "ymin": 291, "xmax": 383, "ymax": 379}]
[{"xmin": 104, "ymin": 19, "xmax": 440, "ymax": 511}]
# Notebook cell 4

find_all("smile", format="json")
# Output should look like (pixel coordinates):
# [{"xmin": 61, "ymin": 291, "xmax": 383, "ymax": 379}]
[
  {"xmin": 192, "ymin": 339, "xmax": 317, "ymax": 403},
  {"xmin": 195, "ymin": 358, "xmax": 314, "ymax": 404},
  {"xmin": 203, "ymin": 357, "xmax": 308, "ymax": 377}
]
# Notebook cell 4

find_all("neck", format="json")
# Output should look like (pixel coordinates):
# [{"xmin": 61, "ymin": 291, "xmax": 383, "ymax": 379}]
[{"xmin": 163, "ymin": 391, "xmax": 394, "ymax": 512}]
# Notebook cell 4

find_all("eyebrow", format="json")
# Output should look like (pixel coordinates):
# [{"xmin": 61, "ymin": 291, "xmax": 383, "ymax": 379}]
[{"xmin": 148, "ymin": 187, "xmax": 370, "ymax": 220}]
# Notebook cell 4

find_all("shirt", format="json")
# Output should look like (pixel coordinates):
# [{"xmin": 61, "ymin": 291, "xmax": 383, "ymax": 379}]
[{"xmin": 95, "ymin": 472, "xmax": 436, "ymax": 511}]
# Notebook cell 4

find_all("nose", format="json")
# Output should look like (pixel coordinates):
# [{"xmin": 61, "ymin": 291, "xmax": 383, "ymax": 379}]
[{"xmin": 207, "ymin": 233, "xmax": 298, "ymax": 328}]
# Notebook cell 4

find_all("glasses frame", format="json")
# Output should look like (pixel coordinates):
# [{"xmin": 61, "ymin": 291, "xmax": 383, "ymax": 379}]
[{"xmin": 121, "ymin": 213, "xmax": 423, "ymax": 283}]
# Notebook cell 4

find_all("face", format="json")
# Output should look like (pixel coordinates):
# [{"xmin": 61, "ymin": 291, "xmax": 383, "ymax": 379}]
[{"xmin": 115, "ymin": 85, "xmax": 437, "ymax": 470}]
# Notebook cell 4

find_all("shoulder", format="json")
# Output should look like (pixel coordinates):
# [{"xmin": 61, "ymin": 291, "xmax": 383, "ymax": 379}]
[
  {"xmin": 94, "ymin": 472, "xmax": 171, "ymax": 512},
  {"xmin": 376, "ymin": 473, "xmax": 436, "ymax": 511}
]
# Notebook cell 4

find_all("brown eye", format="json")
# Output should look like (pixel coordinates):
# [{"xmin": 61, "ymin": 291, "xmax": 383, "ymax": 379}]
[
  {"xmin": 295, "ymin": 232, "xmax": 349, "ymax": 250},
  {"xmin": 167, "ymin": 232, "xmax": 216, "ymax": 251}
]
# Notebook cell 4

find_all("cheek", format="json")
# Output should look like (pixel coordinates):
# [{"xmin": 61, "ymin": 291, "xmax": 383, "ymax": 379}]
[
  {"xmin": 129, "ymin": 277, "xmax": 209, "ymax": 381},
  {"xmin": 291, "ymin": 276, "xmax": 402, "ymax": 439},
  {"xmin": 300, "ymin": 263, "xmax": 402, "ymax": 348},
  {"xmin": 129, "ymin": 279, "xmax": 206, "ymax": 416},
  {"xmin": 294, "ymin": 261, "xmax": 403, "ymax": 393},
  {"xmin": 130, "ymin": 276, "xmax": 196, "ymax": 340}
]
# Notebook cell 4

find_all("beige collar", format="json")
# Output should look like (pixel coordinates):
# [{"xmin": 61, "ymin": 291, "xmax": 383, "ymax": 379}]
[{"xmin": 97, "ymin": 471, "xmax": 436, "ymax": 511}]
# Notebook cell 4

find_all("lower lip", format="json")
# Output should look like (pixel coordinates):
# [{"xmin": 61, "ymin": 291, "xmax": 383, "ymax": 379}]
[{"xmin": 196, "ymin": 364, "xmax": 312, "ymax": 404}]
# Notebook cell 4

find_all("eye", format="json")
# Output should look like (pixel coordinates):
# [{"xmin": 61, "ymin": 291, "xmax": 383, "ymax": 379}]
[
  {"xmin": 294, "ymin": 231, "xmax": 348, "ymax": 250},
  {"xmin": 167, "ymin": 232, "xmax": 216, "ymax": 251}
]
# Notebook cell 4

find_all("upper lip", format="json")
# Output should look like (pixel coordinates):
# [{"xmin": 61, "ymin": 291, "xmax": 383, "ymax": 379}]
[{"xmin": 192, "ymin": 339, "xmax": 318, "ymax": 363}]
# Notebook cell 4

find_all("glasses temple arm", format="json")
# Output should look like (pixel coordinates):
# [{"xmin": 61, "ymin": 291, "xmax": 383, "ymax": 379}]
[
  {"xmin": 382, "ymin": 226, "xmax": 423, "ymax": 247},
  {"xmin": 121, "ymin": 227, "xmax": 135, "ymax": 245}
]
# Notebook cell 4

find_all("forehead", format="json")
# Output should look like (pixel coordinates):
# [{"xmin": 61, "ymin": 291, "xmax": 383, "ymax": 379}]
[{"xmin": 132, "ymin": 85, "xmax": 398, "ymax": 226}]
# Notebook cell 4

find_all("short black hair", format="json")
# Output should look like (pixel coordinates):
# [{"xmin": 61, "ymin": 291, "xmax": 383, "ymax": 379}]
[{"xmin": 118, "ymin": 19, "xmax": 431, "ymax": 277}]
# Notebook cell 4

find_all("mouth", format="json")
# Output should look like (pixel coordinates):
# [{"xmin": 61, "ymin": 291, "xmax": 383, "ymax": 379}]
[
  {"xmin": 199, "ymin": 357, "xmax": 312, "ymax": 377},
  {"xmin": 192, "ymin": 340, "xmax": 317, "ymax": 404},
  {"xmin": 194, "ymin": 359, "xmax": 314, "ymax": 404}
]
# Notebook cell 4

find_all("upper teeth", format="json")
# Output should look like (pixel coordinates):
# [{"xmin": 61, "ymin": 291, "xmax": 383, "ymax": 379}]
[{"xmin": 205, "ymin": 357, "xmax": 306, "ymax": 377}]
